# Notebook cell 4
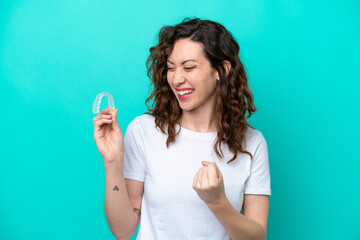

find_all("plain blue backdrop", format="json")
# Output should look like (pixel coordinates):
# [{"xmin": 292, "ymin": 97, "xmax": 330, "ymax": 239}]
[{"xmin": 1, "ymin": 0, "xmax": 359, "ymax": 239}]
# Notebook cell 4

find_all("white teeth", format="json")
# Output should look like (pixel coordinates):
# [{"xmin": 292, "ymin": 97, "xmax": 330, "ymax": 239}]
[{"xmin": 177, "ymin": 90, "xmax": 194, "ymax": 96}]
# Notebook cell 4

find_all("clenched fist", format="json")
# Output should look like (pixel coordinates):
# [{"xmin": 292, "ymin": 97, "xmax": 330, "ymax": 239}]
[{"xmin": 193, "ymin": 161, "xmax": 226, "ymax": 206}]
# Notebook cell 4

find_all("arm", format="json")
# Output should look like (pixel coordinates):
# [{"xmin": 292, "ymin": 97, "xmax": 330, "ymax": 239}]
[
  {"xmin": 206, "ymin": 194, "xmax": 269, "ymax": 240},
  {"xmin": 94, "ymin": 109, "xmax": 145, "ymax": 239},
  {"xmin": 193, "ymin": 161, "xmax": 269, "ymax": 240},
  {"xmin": 104, "ymin": 158, "xmax": 143, "ymax": 240}
]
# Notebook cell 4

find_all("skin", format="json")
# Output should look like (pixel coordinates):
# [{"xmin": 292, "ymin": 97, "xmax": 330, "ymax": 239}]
[
  {"xmin": 166, "ymin": 38, "xmax": 222, "ymax": 133},
  {"xmin": 95, "ymin": 38, "xmax": 269, "ymax": 239},
  {"xmin": 167, "ymin": 38, "xmax": 269, "ymax": 239}
]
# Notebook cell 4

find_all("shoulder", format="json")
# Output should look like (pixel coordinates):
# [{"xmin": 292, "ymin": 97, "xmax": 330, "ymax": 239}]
[
  {"xmin": 245, "ymin": 127, "xmax": 267, "ymax": 149},
  {"xmin": 127, "ymin": 114, "xmax": 155, "ymax": 127},
  {"xmin": 126, "ymin": 114, "xmax": 158, "ymax": 135},
  {"xmin": 136, "ymin": 114, "xmax": 156, "ymax": 123}
]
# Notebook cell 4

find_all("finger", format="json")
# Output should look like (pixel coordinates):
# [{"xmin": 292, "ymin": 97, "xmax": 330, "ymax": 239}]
[
  {"xmin": 93, "ymin": 114, "xmax": 112, "ymax": 126},
  {"xmin": 110, "ymin": 109, "xmax": 121, "ymax": 130},
  {"xmin": 215, "ymin": 164, "xmax": 222, "ymax": 179},
  {"xmin": 109, "ymin": 108, "xmax": 117, "ymax": 114},
  {"xmin": 101, "ymin": 114, "xmax": 113, "ymax": 119},
  {"xmin": 100, "ymin": 107, "xmax": 111, "ymax": 113},
  {"xmin": 198, "ymin": 168, "xmax": 203, "ymax": 188},
  {"xmin": 194, "ymin": 168, "xmax": 203, "ymax": 189},
  {"xmin": 93, "ymin": 116, "xmax": 99, "ymax": 124},
  {"xmin": 203, "ymin": 167, "xmax": 211, "ymax": 187},
  {"xmin": 207, "ymin": 164, "xmax": 218, "ymax": 184},
  {"xmin": 110, "ymin": 109, "xmax": 118, "ymax": 121},
  {"xmin": 95, "ymin": 117, "xmax": 113, "ymax": 128},
  {"xmin": 209, "ymin": 162, "xmax": 221, "ymax": 179},
  {"xmin": 200, "ymin": 167, "xmax": 208, "ymax": 189},
  {"xmin": 94, "ymin": 118, "xmax": 113, "ymax": 132},
  {"xmin": 98, "ymin": 107, "xmax": 111, "ymax": 116},
  {"xmin": 193, "ymin": 170, "xmax": 200, "ymax": 189}
]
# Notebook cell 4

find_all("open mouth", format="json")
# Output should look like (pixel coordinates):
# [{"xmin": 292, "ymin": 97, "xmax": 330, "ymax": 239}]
[
  {"xmin": 177, "ymin": 89, "xmax": 194, "ymax": 96},
  {"xmin": 177, "ymin": 89, "xmax": 194, "ymax": 100}
]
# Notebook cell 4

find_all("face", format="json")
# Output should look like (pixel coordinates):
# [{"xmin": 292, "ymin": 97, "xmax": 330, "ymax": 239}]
[{"xmin": 166, "ymin": 39, "xmax": 219, "ymax": 113}]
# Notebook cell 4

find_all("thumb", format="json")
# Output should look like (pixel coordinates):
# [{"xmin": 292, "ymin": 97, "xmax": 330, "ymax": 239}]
[
  {"xmin": 202, "ymin": 161, "xmax": 209, "ymax": 166},
  {"xmin": 110, "ymin": 109, "xmax": 118, "ymax": 123},
  {"xmin": 110, "ymin": 109, "xmax": 117, "ymax": 119}
]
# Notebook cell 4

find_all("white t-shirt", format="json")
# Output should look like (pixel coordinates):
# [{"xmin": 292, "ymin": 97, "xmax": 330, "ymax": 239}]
[{"xmin": 124, "ymin": 114, "xmax": 271, "ymax": 240}]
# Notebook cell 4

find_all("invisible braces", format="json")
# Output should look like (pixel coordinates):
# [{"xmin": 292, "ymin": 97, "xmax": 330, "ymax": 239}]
[{"xmin": 92, "ymin": 92, "xmax": 115, "ymax": 113}]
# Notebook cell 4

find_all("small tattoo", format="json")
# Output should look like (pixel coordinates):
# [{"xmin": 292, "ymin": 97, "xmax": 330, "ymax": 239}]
[
  {"xmin": 113, "ymin": 185, "xmax": 119, "ymax": 191},
  {"xmin": 133, "ymin": 208, "xmax": 141, "ymax": 216}
]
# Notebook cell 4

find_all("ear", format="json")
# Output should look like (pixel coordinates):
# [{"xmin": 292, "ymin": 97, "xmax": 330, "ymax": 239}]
[
  {"xmin": 216, "ymin": 60, "xmax": 231, "ymax": 81},
  {"xmin": 223, "ymin": 60, "xmax": 231, "ymax": 76},
  {"xmin": 216, "ymin": 72, "xmax": 220, "ymax": 81}
]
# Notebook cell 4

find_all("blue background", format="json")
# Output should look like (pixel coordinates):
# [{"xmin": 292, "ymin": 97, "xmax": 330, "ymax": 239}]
[{"xmin": 1, "ymin": 0, "xmax": 359, "ymax": 239}]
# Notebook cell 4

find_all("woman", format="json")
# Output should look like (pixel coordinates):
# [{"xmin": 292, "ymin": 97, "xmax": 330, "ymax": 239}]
[{"xmin": 93, "ymin": 18, "xmax": 271, "ymax": 240}]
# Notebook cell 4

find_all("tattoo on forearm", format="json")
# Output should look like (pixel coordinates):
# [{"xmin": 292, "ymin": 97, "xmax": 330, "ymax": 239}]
[
  {"xmin": 111, "ymin": 185, "xmax": 140, "ymax": 215},
  {"xmin": 133, "ymin": 208, "xmax": 141, "ymax": 216}
]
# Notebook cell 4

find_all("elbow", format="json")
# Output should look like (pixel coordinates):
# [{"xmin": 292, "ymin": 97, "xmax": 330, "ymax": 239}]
[
  {"xmin": 233, "ymin": 225, "xmax": 266, "ymax": 240},
  {"xmin": 113, "ymin": 219, "xmax": 137, "ymax": 240},
  {"xmin": 114, "ymin": 231, "xmax": 135, "ymax": 240},
  {"xmin": 108, "ymin": 225, "xmax": 134, "ymax": 240},
  {"xmin": 112, "ymin": 231, "xmax": 127, "ymax": 240},
  {"xmin": 246, "ymin": 224, "xmax": 266, "ymax": 240},
  {"xmin": 257, "ymin": 226, "xmax": 266, "ymax": 240},
  {"xmin": 115, "ymin": 236, "xmax": 130, "ymax": 240},
  {"xmin": 116, "ymin": 236, "xmax": 132, "ymax": 240}
]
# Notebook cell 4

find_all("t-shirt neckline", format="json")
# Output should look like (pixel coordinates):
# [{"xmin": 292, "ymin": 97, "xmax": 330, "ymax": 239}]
[{"xmin": 175, "ymin": 123, "xmax": 218, "ymax": 140}]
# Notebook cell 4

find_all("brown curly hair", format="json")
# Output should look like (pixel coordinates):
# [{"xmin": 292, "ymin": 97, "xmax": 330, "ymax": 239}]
[{"xmin": 145, "ymin": 17, "xmax": 257, "ymax": 164}]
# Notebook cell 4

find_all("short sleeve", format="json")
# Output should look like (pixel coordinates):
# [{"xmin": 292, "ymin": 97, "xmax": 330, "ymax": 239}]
[
  {"xmin": 123, "ymin": 117, "xmax": 146, "ymax": 182},
  {"xmin": 244, "ymin": 132, "xmax": 271, "ymax": 195}
]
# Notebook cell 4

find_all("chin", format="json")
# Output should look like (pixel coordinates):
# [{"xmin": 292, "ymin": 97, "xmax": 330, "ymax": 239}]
[{"xmin": 178, "ymin": 103, "xmax": 195, "ymax": 112}]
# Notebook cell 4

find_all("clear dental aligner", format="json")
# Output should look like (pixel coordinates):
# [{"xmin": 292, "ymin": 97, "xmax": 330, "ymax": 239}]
[{"xmin": 92, "ymin": 92, "xmax": 115, "ymax": 113}]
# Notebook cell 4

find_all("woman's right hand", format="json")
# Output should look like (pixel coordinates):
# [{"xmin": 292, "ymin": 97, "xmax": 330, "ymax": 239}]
[{"xmin": 93, "ymin": 108, "xmax": 124, "ymax": 164}]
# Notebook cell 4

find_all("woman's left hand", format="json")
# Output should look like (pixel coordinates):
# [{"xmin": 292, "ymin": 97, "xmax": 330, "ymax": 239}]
[{"xmin": 193, "ymin": 161, "xmax": 227, "ymax": 206}]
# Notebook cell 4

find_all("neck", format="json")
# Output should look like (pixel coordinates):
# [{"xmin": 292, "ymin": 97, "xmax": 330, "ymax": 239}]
[{"xmin": 179, "ymin": 106, "xmax": 217, "ymax": 133}]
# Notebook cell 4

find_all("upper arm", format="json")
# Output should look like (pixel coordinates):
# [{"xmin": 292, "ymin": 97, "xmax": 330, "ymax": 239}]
[
  {"xmin": 125, "ymin": 178, "xmax": 144, "ymax": 234},
  {"xmin": 243, "ymin": 194, "xmax": 269, "ymax": 237}
]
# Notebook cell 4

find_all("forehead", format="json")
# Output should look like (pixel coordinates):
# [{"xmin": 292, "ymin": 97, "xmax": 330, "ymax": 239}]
[{"xmin": 168, "ymin": 39, "xmax": 206, "ymax": 63}]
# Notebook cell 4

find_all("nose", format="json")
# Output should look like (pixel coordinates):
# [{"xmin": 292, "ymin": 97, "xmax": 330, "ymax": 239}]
[{"xmin": 172, "ymin": 68, "xmax": 186, "ymax": 86}]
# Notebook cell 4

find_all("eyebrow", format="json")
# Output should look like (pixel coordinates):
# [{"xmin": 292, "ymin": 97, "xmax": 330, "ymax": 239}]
[{"xmin": 167, "ymin": 59, "xmax": 197, "ymax": 65}]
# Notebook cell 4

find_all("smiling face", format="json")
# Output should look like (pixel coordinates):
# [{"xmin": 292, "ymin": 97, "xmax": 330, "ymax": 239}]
[{"xmin": 166, "ymin": 39, "xmax": 220, "ymax": 114}]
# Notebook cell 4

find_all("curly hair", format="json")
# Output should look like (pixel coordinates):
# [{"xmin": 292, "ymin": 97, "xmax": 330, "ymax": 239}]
[{"xmin": 145, "ymin": 17, "xmax": 257, "ymax": 164}]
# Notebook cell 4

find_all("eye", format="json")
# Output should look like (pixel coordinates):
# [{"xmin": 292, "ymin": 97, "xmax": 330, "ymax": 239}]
[
  {"xmin": 166, "ymin": 67, "xmax": 174, "ymax": 71},
  {"xmin": 184, "ymin": 67, "xmax": 195, "ymax": 71}
]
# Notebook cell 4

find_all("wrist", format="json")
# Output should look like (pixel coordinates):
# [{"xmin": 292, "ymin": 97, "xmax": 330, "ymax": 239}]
[
  {"xmin": 104, "ymin": 158, "xmax": 124, "ymax": 174},
  {"xmin": 104, "ymin": 153, "xmax": 124, "ymax": 165},
  {"xmin": 206, "ymin": 195, "xmax": 230, "ymax": 211}
]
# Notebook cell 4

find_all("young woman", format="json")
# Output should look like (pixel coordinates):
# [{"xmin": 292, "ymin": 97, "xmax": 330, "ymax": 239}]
[{"xmin": 93, "ymin": 18, "xmax": 271, "ymax": 240}]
